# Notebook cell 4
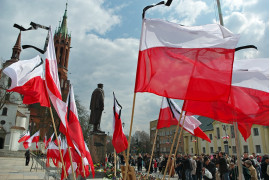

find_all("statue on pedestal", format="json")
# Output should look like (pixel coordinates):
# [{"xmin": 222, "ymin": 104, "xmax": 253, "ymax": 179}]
[{"xmin": 89, "ymin": 83, "xmax": 105, "ymax": 134}]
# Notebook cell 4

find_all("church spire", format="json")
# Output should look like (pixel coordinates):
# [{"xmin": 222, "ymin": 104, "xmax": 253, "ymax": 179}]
[
  {"xmin": 57, "ymin": 2, "xmax": 68, "ymax": 37},
  {"xmin": 10, "ymin": 31, "xmax": 21, "ymax": 61}
]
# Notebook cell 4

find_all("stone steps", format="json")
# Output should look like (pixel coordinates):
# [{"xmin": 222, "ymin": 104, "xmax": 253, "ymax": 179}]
[{"xmin": 0, "ymin": 149, "xmax": 25, "ymax": 158}]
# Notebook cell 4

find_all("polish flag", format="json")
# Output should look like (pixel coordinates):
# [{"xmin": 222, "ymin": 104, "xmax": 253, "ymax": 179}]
[
  {"xmin": 135, "ymin": 19, "xmax": 240, "ymax": 102},
  {"xmin": 183, "ymin": 58, "xmax": 269, "ymax": 140},
  {"xmin": 44, "ymin": 133, "xmax": 54, "ymax": 149},
  {"xmin": 23, "ymin": 130, "xmax": 40, "ymax": 149},
  {"xmin": 45, "ymin": 28, "xmax": 68, "ymax": 137},
  {"xmin": 18, "ymin": 130, "xmax": 30, "ymax": 143},
  {"xmin": 54, "ymin": 134, "xmax": 61, "ymax": 146},
  {"xmin": 157, "ymin": 97, "xmax": 210, "ymax": 142},
  {"xmin": 222, "ymin": 135, "xmax": 230, "ymax": 139},
  {"xmin": 66, "ymin": 85, "xmax": 86, "ymax": 157},
  {"xmin": 157, "ymin": 97, "xmax": 201, "ymax": 134},
  {"xmin": 84, "ymin": 142, "xmax": 95, "ymax": 178},
  {"xmin": 112, "ymin": 93, "xmax": 128, "ymax": 153},
  {"xmin": 46, "ymin": 141, "xmax": 60, "ymax": 167},
  {"xmin": 3, "ymin": 56, "xmax": 50, "ymax": 107}
]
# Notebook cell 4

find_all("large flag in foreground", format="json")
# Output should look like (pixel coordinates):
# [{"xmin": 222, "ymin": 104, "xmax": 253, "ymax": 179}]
[
  {"xmin": 183, "ymin": 58, "xmax": 269, "ymax": 140},
  {"xmin": 3, "ymin": 56, "xmax": 50, "ymax": 107},
  {"xmin": 157, "ymin": 97, "xmax": 210, "ymax": 142},
  {"xmin": 112, "ymin": 93, "xmax": 128, "ymax": 153},
  {"xmin": 135, "ymin": 19, "xmax": 240, "ymax": 102}
]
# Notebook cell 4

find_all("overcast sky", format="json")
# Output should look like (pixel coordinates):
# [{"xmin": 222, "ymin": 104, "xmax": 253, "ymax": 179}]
[{"xmin": 0, "ymin": 0, "xmax": 268, "ymax": 135}]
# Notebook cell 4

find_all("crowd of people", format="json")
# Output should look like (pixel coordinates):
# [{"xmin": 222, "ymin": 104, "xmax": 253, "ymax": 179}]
[{"xmin": 107, "ymin": 151, "xmax": 269, "ymax": 180}]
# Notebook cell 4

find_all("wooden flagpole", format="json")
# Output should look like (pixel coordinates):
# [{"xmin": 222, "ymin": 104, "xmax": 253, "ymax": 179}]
[
  {"xmin": 123, "ymin": 151, "xmax": 129, "ymax": 180},
  {"xmin": 67, "ymin": 145, "xmax": 76, "ymax": 180},
  {"xmin": 114, "ymin": 149, "xmax": 117, "ymax": 177},
  {"xmin": 233, "ymin": 122, "xmax": 243, "ymax": 180},
  {"xmin": 162, "ymin": 110, "xmax": 183, "ymax": 180},
  {"xmin": 146, "ymin": 128, "xmax": 159, "ymax": 179},
  {"xmin": 168, "ymin": 114, "xmax": 186, "ymax": 180},
  {"xmin": 49, "ymin": 107, "xmax": 67, "ymax": 179},
  {"xmin": 81, "ymin": 157, "xmax": 86, "ymax": 178},
  {"xmin": 124, "ymin": 93, "xmax": 137, "ymax": 180}
]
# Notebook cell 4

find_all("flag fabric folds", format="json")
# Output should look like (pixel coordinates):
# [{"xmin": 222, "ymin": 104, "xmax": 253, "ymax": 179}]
[
  {"xmin": 183, "ymin": 58, "xmax": 269, "ymax": 140},
  {"xmin": 135, "ymin": 19, "xmax": 240, "ymax": 102},
  {"xmin": 45, "ymin": 28, "xmax": 68, "ymax": 135},
  {"xmin": 44, "ymin": 133, "xmax": 54, "ymax": 149},
  {"xmin": 3, "ymin": 56, "xmax": 50, "ymax": 107},
  {"xmin": 23, "ymin": 130, "xmax": 40, "ymax": 149},
  {"xmin": 112, "ymin": 93, "xmax": 128, "ymax": 153},
  {"xmin": 18, "ymin": 130, "xmax": 30, "ymax": 143},
  {"xmin": 157, "ymin": 97, "xmax": 210, "ymax": 142},
  {"xmin": 157, "ymin": 97, "xmax": 201, "ymax": 134},
  {"xmin": 66, "ymin": 85, "xmax": 86, "ymax": 157}
]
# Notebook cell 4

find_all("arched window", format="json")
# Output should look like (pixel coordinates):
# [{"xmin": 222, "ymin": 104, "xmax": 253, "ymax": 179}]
[{"xmin": 2, "ymin": 107, "xmax": 7, "ymax": 116}]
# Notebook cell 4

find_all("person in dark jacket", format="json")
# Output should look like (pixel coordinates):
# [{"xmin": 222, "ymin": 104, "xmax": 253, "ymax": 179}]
[
  {"xmin": 196, "ymin": 156, "xmax": 203, "ymax": 180},
  {"xmin": 217, "ymin": 151, "xmax": 229, "ymax": 180},
  {"xmin": 203, "ymin": 157, "xmax": 216, "ymax": 180},
  {"xmin": 261, "ymin": 156, "xmax": 269, "ymax": 180},
  {"xmin": 137, "ymin": 154, "xmax": 143, "ymax": 171},
  {"xmin": 175, "ymin": 154, "xmax": 183, "ymax": 179},
  {"xmin": 183, "ymin": 155, "xmax": 193, "ymax": 180},
  {"xmin": 25, "ymin": 150, "xmax": 30, "ymax": 166}
]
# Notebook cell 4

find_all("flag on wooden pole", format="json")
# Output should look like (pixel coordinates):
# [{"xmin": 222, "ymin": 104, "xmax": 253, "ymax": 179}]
[
  {"xmin": 135, "ymin": 19, "xmax": 240, "ymax": 102},
  {"xmin": 3, "ymin": 56, "xmax": 50, "ymax": 107},
  {"xmin": 112, "ymin": 93, "xmax": 128, "ymax": 153}
]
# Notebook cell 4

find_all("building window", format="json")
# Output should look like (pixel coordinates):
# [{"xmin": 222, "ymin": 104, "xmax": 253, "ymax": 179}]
[
  {"xmin": 243, "ymin": 145, "xmax": 249, "ymax": 153},
  {"xmin": 190, "ymin": 136, "xmax": 193, "ymax": 142},
  {"xmin": 230, "ymin": 126, "xmax": 235, "ymax": 138},
  {"xmin": 217, "ymin": 127, "xmax": 220, "ymax": 139},
  {"xmin": 232, "ymin": 146, "xmax": 237, "ymax": 153},
  {"xmin": 210, "ymin": 147, "xmax": 214, "ymax": 153},
  {"xmin": 218, "ymin": 147, "xmax": 221, "ymax": 152},
  {"xmin": 191, "ymin": 148, "xmax": 193, "ymax": 154},
  {"xmin": 209, "ymin": 134, "xmax": 213, "ymax": 140},
  {"xmin": 2, "ymin": 107, "xmax": 7, "ymax": 116},
  {"xmin": 255, "ymin": 145, "xmax": 261, "ymax": 153},
  {"xmin": 253, "ymin": 128, "xmax": 259, "ymax": 136},
  {"xmin": 203, "ymin": 147, "xmax": 206, "ymax": 153}
]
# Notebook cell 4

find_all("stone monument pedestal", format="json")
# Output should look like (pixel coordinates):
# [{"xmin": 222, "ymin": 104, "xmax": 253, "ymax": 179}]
[{"xmin": 88, "ymin": 133, "xmax": 107, "ymax": 164}]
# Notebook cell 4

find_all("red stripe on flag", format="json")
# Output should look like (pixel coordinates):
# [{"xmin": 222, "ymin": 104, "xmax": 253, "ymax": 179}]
[{"xmin": 135, "ymin": 47, "xmax": 235, "ymax": 101}]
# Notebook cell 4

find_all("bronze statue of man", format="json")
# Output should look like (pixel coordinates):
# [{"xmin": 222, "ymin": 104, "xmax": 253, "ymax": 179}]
[{"xmin": 89, "ymin": 83, "xmax": 105, "ymax": 133}]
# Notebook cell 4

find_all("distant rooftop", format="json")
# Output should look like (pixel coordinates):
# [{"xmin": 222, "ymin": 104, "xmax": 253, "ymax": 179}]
[{"xmin": 197, "ymin": 116, "xmax": 214, "ymax": 131}]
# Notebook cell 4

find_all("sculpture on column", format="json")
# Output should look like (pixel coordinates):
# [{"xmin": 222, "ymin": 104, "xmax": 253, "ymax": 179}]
[{"xmin": 89, "ymin": 83, "xmax": 105, "ymax": 134}]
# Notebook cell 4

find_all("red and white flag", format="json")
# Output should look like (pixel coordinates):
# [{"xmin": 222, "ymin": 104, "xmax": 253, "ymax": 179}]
[
  {"xmin": 23, "ymin": 130, "xmax": 40, "ymax": 149},
  {"xmin": 184, "ymin": 58, "xmax": 269, "ymax": 140},
  {"xmin": 46, "ymin": 141, "xmax": 60, "ymax": 167},
  {"xmin": 66, "ymin": 85, "xmax": 86, "ymax": 157},
  {"xmin": 157, "ymin": 97, "xmax": 201, "ymax": 134},
  {"xmin": 112, "ymin": 93, "xmax": 128, "ymax": 153},
  {"xmin": 44, "ymin": 133, "xmax": 54, "ymax": 149},
  {"xmin": 54, "ymin": 134, "xmax": 61, "ymax": 146},
  {"xmin": 45, "ymin": 28, "xmax": 68, "ymax": 135},
  {"xmin": 3, "ymin": 56, "xmax": 50, "ymax": 107},
  {"xmin": 135, "ymin": 19, "xmax": 240, "ymax": 102},
  {"xmin": 18, "ymin": 130, "xmax": 30, "ymax": 143},
  {"xmin": 157, "ymin": 97, "xmax": 210, "ymax": 142},
  {"xmin": 222, "ymin": 135, "xmax": 230, "ymax": 139}
]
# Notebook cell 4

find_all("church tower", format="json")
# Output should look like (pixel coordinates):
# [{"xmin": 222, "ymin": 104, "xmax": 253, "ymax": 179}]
[
  {"xmin": 54, "ymin": 3, "xmax": 71, "ymax": 100},
  {"xmin": 4, "ymin": 32, "xmax": 22, "ymax": 67}
]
